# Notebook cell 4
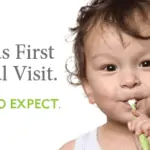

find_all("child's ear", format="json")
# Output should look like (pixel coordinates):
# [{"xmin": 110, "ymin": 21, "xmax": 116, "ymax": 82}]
[{"xmin": 82, "ymin": 79, "xmax": 95, "ymax": 104}]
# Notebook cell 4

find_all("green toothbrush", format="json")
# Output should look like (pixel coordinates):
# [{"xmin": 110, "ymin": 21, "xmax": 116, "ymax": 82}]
[{"xmin": 128, "ymin": 99, "xmax": 150, "ymax": 150}]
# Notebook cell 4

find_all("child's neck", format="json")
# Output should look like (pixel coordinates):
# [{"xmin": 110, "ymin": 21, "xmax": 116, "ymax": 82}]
[
  {"xmin": 97, "ymin": 118, "xmax": 139, "ymax": 150},
  {"xmin": 102, "ymin": 118, "xmax": 132, "ymax": 136}
]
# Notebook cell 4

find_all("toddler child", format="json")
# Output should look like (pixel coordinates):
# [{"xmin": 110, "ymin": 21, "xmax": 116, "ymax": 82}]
[{"xmin": 60, "ymin": 0, "xmax": 150, "ymax": 149}]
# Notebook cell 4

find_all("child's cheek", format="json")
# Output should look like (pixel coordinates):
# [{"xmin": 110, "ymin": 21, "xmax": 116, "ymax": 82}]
[
  {"xmin": 93, "ymin": 82, "xmax": 117, "ymax": 102},
  {"xmin": 139, "ymin": 71, "xmax": 150, "ymax": 84}
]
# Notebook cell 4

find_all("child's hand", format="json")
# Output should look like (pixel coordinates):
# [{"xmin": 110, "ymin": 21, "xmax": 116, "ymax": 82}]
[{"xmin": 127, "ymin": 110, "xmax": 150, "ymax": 141}]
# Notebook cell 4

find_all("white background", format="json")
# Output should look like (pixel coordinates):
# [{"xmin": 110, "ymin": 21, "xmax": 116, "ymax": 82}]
[{"xmin": 0, "ymin": 0, "xmax": 107, "ymax": 149}]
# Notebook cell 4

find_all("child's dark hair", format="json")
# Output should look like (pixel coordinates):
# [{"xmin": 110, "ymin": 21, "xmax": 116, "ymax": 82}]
[{"xmin": 66, "ymin": 0, "xmax": 150, "ymax": 86}]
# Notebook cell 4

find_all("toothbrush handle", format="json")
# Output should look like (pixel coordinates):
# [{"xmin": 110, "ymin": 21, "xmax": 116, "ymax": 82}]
[{"xmin": 139, "ymin": 134, "xmax": 150, "ymax": 150}]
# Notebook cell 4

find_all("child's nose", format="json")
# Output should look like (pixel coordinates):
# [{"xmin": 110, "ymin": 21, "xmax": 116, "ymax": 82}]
[{"xmin": 120, "ymin": 71, "xmax": 141, "ymax": 89}]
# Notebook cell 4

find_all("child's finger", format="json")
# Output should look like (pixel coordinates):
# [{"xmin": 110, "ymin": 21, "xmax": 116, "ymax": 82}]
[
  {"xmin": 147, "ymin": 136, "xmax": 150, "ymax": 143},
  {"xmin": 135, "ymin": 120, "xmax": 150, "ymax": 136},
  {"xmin": 140, "ymin": 121, "xmax": 149, "ymax": 136},
  {"xmin": 132, "ymin": 110, "xmax": 148, "ymax": 118},
  {"xmin": 128, "ymin": 110, "xmax": 150, "ymax": 136},
  {"xmin": 132, "ymin": 110, "xmax": 141, "ymax": 117},
  {"xmin": 128, "ymin": 119, "xmax": 148, "ymax": 135},
  {"xmin": 143, "ymin": 123, "xmax": 150, "ymax": 137},
  {"xmin": 127, "ymin": 121, "xmax": 132, "ymax": 131},
  {"xmin": 127, "ymin": 120, "xmax": 136, "ymax": 133}
]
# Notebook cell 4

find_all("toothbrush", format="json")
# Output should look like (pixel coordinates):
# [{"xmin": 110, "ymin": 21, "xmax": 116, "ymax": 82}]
[{"xmin": 128, "ymin": 99, "xmax": 150, "ymax": 150}]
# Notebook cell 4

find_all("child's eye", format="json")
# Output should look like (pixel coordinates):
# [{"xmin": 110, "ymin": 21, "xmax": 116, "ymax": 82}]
[
  {"xmin": 140, "ymin": 60, "xmax": 150, "ymax": 67},
  {"xmin": 102, "ymin": 64, "xmax": 117, "ymax": 71}
]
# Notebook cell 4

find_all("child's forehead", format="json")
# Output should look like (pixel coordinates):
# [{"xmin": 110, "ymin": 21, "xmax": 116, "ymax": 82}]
[
  {"xmin": 84, "ymin": 26, "xmax": 132, "ymax": 55},
  {"xmin": 84, "ymin": 24, "xmax": 150, "ymax": 58}
]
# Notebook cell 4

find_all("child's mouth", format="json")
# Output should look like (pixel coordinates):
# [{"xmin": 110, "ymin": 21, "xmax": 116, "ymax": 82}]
[{"xmin": 123, "ymin": 98, "xmax": 143, "ymax": 109}]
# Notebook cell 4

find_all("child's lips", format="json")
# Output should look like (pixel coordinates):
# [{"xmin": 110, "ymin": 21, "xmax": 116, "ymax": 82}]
[
  {"xmin": 123, "ymin": 98, "xmax": 144, "ymax": 109},
  {"xmin": 124, "ymin": 101, "xmax": 133, "ymax": 108},
  {"xmin": 119, "ymin": 93, "xmax": 147, "ymax": 103},
  {"xmin": 118, "ymin": 95, "xmax": 147, "ymax": 109}
]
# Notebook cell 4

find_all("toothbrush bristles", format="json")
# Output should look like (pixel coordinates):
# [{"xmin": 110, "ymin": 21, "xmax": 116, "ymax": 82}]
[{"xmin": 128, "ymin": 99, "xmax": 136, "ymax": 106}]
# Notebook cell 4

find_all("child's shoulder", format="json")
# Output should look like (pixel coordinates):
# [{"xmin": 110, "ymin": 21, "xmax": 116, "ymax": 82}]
[
  {"xmin": 59, "ymin": 140, "xmax": 75, "ymax": 150},
  {"xmin": 59, "ymin": 127, "xmax": 100, "ymax": 150}
]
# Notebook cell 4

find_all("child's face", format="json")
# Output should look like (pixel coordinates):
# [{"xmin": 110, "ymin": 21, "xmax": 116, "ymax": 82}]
[{"xmin": 83, "ymin": 26, "xmax": 150, "ymax": 123}]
